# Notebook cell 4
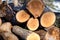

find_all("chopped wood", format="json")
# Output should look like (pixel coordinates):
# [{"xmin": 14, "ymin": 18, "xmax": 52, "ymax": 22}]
[
  {"xmin": 27, "ymin": 0, "xmax": 45, "ymax": 18},
  {"xmin": 40, "ymin": 12, "xmax": 56, "ymax": 28},
  {"xmin": 12, "ymin": 26, "xmax": 40, "ymax": 40},
  {"xmin": 0, "ymin": 32, "xmax": 19, "ymax": 40},
  {"xmin": 27, "ymin": 17, "xmax": 39, "ymax": 31},
  {"xmin": 16, "ymin": 10, "xmax": 30, "ymax": 23}
]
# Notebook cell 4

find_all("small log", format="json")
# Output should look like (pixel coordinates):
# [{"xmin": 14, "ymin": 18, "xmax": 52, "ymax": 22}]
[
  {"xmin": 16, "ymin": 10, "xmax": 30, "ymax": 23},
  {"xmin": 0, "ymin": 22, "xmax": 12, "ymax": 33},
  {"xmin": 0, "ymin": 32, "xmax": 19, "ymax": 40},
  {"xmin": 40, "ymin": 12, "xmax": 56, "ymax": 28},
  {"xmin": 0, "ymin": 18, "xmax": 2, "ymax": 26},
  {"xmin": 27, "ymin": 17, "xmax": 39, "ymax": 31},
  {"xmin": 35, "ymin": 30, "xmax": 46, "ymax": 40},
  {"xmin": 45, "ymin": 26, "xmax": 59, "ymax": 40},
  {"xmin": 12, "ymin": 26, "xmax": 40, "ymax": 40},
  {"xmin": 26, "ymin": 0, "xmax": 45, "ymax": 18}
]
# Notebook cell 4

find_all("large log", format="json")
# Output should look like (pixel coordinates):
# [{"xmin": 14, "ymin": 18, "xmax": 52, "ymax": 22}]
[
  {"xmin": 40, "ymin": 12, "xmax": 56, "ymax": 28},
  {"xmin": 26, "ymin": 0, "xmax": 45, "ymax": 18},
  {"xmin": 12, "ymin": 26, "xmax": 40, "ymax": 40},
  {"xmin": 27, "ymin": 17, "xmax": 39, "ymax": 31},
  {"xmin": 16, "ymin": 10, "xmax": 30, "ymax": 23}
]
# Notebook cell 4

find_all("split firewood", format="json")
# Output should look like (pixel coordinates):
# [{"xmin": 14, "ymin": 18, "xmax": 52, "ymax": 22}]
[
  {"xmin": 12, "ymin": 26, "xmax": 40, "ymax": 40},
  {"xmin": 45, "ymin": 26, "xmax": 59, "ymax": 40},
  {"xmin": 27, "ymin": 17, "xmax": 39, "ymax": 31},
  {"xmin": 35, "ymin": 30, "xmax": 46, "ymax": 40},
  {"xmin": 26, "ymin": 0, "xmax": 45, "ymax": 18},
  {"xmin": 0, "ymin": 32, "xmax": 19, "ymax": 40},
  {"xmin": 40, "ymin": 12, "xmax": 56, "ymax": 28},
  {"xmin": 0, "ymin": 22, "xmax": 12, "ymax": 33},
  {"xmin": 16, "ymin": 10, "xmax": 30, "ymax": 23},
  {"xmin": 0, "ymin": 18, "xmax": 2, "ymax": 26}
]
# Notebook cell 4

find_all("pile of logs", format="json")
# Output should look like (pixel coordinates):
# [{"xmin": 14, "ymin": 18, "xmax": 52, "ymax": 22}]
[{"xmin": 0, "ymin": 0, "xmax": 60, "ymax": 40}]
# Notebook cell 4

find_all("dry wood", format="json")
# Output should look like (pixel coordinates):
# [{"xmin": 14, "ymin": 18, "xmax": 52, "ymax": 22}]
[
  {"xmin": 0, "ymin": 18, "xmax": 2, "ymax": 26},
  {"xmin": 40, "ymin": 12, "xmax": 56, "ymax": 28},
  {"xmin": 12, "ymin": 26, "xmax": 40, "ymax": 40},
  {"xmin": 0, "ymin": 22, "xmax": 12, "ymax": 33},
  {"xmin": 27, "ymin": 17, "xmax": 39, "ymax": 31},
  {"xmin": 0, "ymin": 32, "xmax": 19, "ymax": 40},
  {"xmin": 45, "ymin": 26, "xmax": 59, "ymax": 40},
  {"xmin": 16, "ymin": 10, "xmax": 30, "ymax": 23},
  {"xmin": 27, "ymin": 0, "xmax": 45, "ymax": 18},
  {"xmin": 35, "ymin": 30, "xmax": 46, "ymax": 40}
]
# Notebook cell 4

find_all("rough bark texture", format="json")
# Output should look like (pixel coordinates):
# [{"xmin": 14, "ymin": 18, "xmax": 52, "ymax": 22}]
[{"xmin": 12, "ymin": 26, "xmax": 32, "ymax": 39}]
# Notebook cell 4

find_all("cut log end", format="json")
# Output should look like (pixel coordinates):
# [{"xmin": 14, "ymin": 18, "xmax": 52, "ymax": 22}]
[
  {"xmin": 45, "ymin": 27, "xmax": 59, "ymax": 40},
  {"xmin": 26, "ymin": 32, "xmax": 40, "ymax": 40},
  {"xmin": 0, "ymin": 18, "xmax": 2, "ymax": 26},
  {"xmin": 0, "ymin": 22, "xmax": 12, "ymax": 33},
  {"xmin": 27, "ymin": 0, "xmax": 45, "ymax": 18},
  {"xmin": 16, "ymin": 10, "xmax": 30, "ymax": 23},
  {"xmin": 27, "ymin": 18, "xmax": 39, "ymax": 31},
  {"xmin": 40, "ymin": 12, "xmax": 56, "ymax": 28}
]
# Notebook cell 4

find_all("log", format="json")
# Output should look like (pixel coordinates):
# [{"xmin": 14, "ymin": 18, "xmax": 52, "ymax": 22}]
[
  {"xmin": 35, "ymin": 30, "xmax": 46, "ymax": 40},
  {"xmin": 26, "ymin": 0, "xmax": 45, "ymax": 18},
  {"xmin": 0, "ymin": 32, "xmax": 19, "ymax": 40},
  {"xmin": 0, "ymin": 22, "xmax": 12, "ymax": 33},
  {"xmin": 40, "ymin": 12, "xmax": 56, "ymax": 28},
  {"xmin": 12, "ymin": 26, "xmax": 40, "ymax": 40},
  {"xmin": 45, "ymin": 26, "xmax": 59, "ymax": 40},
  {"xmin": 0, "ymin": 18, "xmax": 2, "ymax": 26},
  {"xmin": 27, "ymin": 17, "xmax": 39, "ymax": 31},
  {"xmin": 16, "ymin": 10, "xmax": 30, "ymax": 23}
]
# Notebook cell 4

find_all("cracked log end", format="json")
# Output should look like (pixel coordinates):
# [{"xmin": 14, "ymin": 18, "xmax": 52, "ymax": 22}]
[
  {"xmin": 27, "ymin": 18, "xmax": 39, "ymax": 31},
  {"xmin": 27, "ymin": 0, "xmax": 45, "ymax": 18},
  {"xmin": 16, "ymin": 10, "xmax": 30, "ymax": 23},
  {"xmin": 40, "ymin": 12, "xmax": 56, "ymax": 28},
  {"xmin": 26, "ymin": 32, "xmax": 40, "ymax": 40}
]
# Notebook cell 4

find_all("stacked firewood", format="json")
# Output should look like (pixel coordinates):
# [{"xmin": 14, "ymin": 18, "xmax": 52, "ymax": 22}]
[{"xmin": 0, "ymin": 0, "xmax": 60, "ymax": 40}]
